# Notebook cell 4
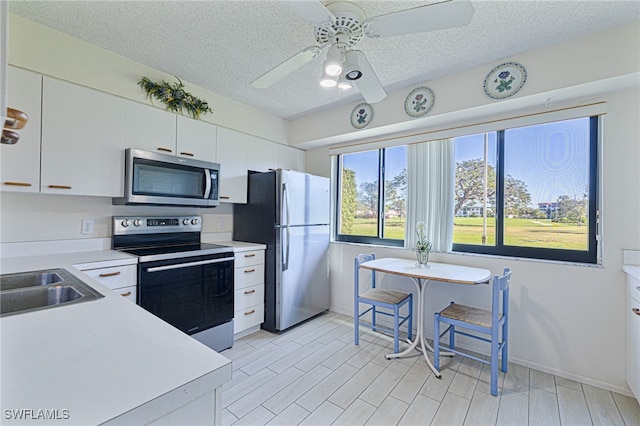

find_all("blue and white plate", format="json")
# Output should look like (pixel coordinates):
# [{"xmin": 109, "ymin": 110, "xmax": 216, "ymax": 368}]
[
  {"xmin": 404, "ymin": 86, "xmax": 435, "ymax": 118},
  {"xmin": 351, "ymin": 103, "xmax": 373, "ymax": 129},
  {"xmin": 483, "ymin": 62, "xmax": 527, "ymax": 100}
]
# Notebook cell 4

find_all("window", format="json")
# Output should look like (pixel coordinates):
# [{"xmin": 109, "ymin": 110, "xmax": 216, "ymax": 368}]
[
  {"xmin": 336, "ymin": 146, "xmax": 407, "ymax": 246},
  {"xmin": 452, "ymin": 117, "xmax": 598, "ymax": 263}
]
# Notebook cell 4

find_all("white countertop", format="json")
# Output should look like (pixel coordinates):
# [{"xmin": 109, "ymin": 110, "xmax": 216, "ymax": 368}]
[
  {"xmin": 1, "ymin": 250, "xmax": 232, "ymax": 425},
  {"xmin": 218, "ymin": 240, "xmax": 267, "ymax": 252},
  {"xmin": 623, "ymin": 264, "xmax": 640, "ymax": 281}
]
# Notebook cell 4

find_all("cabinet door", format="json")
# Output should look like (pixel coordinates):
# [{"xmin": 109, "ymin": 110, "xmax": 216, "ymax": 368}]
[
  {"xmin": 278, "ymin": 145, "xmax": 305, "ymax": 171},
  {"xmin": 41, "ymin": 78, "xmax": 126, "ymax": 197},
  {"xmin": 628, "ymin": 278, "xmax": 640, "ymax": 400},
  {"xmin": 1, "ymin": 67, "xmax": 42, "ymax": 193},
  {"xmin": 247, "ymin": 135, "xmax": 278, "ymax": 173},
  {"xmin": 216, "ymin": 127, "xmax": 247, "ymax": 203},
  {"xmin": 125, "ymin": 101, "xmax": 176, "ymax": 154},
  {"xmin": 176, "ymin": 115, "xmax": 217, "ymax": 162}
]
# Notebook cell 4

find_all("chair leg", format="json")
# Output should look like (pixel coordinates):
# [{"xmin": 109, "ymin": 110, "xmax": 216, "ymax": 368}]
[
  {"xmin": 449, "ymin": 324, "xmax": 455, "ymax": 351},
  {"xmin": 393, "ymin": 305, "xmax": 400, "ymax": 353},
  {"xmin": 354, "ymin": 302, "xmax": 360, "ymax": 346},
  {"xmin": 501, "ymin": 321, "xmax": 508, "ymax": 373},
  {"xmin": 372, "ymin": 306, "xmax": 377, "ymax": 332},
  {"xmin": 491, "ymin": 331, "xmax": 499, "ymax": 396},
  {"xmin": 407, "ymin": 294, "xmax": 413, "ymax": 340},
  {"xmin": 433, "ymin": 313, "xmax": 440, "ymax": 370}
]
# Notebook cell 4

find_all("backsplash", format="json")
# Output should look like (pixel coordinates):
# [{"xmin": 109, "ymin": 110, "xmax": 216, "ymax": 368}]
[{"xmin": 0, "ymin": 192, "xmax": 233, "ymax": 243}]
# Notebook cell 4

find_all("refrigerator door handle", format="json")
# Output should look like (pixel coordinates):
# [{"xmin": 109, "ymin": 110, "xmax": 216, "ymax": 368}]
[{"xmin": 282, "ymin": 182, "xmax": 291, "ymax": 271}]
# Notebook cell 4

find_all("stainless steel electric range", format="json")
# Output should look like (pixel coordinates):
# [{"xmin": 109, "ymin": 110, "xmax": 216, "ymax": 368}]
[{"xmin": 113, "ymin": 215, "xmax": 235, "ymax": 352}]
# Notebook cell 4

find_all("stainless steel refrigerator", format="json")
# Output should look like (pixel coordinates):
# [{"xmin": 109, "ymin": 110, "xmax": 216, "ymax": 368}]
[{"xmin": 233, "ymin": 170, "xmax": 330, "ymax": 332}]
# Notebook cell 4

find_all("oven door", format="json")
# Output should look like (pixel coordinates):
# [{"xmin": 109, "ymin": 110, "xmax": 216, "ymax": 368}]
[{"xmin": 138, "ymin": 252, "xmax": 234, "ymax": 335}]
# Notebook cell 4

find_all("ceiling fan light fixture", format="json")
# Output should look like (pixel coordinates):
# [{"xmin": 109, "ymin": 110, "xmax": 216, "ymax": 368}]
[
  {"xmin": 343, "ymin": 50, "xmax": 362, "ymax": 81},
  {"xmin": 337, "ymin": 74, "xmax": 353, "ymax": 90},
  {"xmin": 323, "ymin": 46, "xmax": 344, "ymax": 77},
  {"xmin": 320, "ymin": 71, "xmax": 338, "ymax": 88}
]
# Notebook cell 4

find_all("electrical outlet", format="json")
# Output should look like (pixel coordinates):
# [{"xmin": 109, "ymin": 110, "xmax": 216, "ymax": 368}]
[
  {"xmin": 218, "ymin": 218, "xmax": 226, "ymax": 229},
  {"xmin": 81, "ymin": 219, "xmax": 94, "ymax": 235}
]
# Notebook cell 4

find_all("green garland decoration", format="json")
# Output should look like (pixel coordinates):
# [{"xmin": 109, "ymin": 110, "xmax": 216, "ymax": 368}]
[{"xmin": 138, "ymin": 76, "xmax": 213, "ymax": 120}]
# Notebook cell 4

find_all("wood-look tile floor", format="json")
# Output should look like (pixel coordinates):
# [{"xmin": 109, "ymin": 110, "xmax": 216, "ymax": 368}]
[{"xmin": 221, "ymin": 312, "xmax": 640, "ymax": 426}]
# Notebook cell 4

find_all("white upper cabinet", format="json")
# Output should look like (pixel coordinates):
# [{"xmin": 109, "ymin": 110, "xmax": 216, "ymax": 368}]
[
  {"xmin": 247, "ymin": 135, "xmax": 279, "ymax": 173},
  {"xmin": 41, "ymin": 77, "xmax": 126, "ymax": 197},
  {"xmin": 278, "ymin": 145, "xmax": 305, "ymax": 172},
  {"xmin": 125, "ymin": 100, "xmax": 216, "ymax": 163},
  {"xmin": 1, "ymin": 67, "xmax": 42, "ymax": 193},
  {"xmin": 125, "ymin": 101, "xmax": 176, "ymax": 154},
  {"xmin": 217, "ymin": 127, "xmax": 248, "ymax": 204},
  {"xmin": 176, "ymin": 115, "xmax": 217, "ymax": 163}
]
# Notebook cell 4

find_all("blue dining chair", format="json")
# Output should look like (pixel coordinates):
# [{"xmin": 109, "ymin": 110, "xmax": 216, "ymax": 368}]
[
  {"xmin": 433, "ymin": 268, "xmax": 511, "ymax": 396},
  {"xmin": 354, "ymin": 253, "xmax": 413, "ymax": 353}
]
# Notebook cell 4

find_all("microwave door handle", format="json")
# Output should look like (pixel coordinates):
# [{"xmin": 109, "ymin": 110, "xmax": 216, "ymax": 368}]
[{"xmin": 204, "ymin": 169, "xmax": 212, "ymax": 198}]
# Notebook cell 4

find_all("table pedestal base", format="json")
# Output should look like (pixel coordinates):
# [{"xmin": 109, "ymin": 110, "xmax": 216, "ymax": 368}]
[{"xmin": 384, "ymin": 278, "xmax": 453, "ymax": 378}]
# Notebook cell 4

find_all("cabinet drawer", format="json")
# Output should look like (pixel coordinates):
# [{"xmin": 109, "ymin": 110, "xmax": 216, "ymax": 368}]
[
  {"xmin": 234, "ymin": 250, "xmax": 265, "ymax": 268},
  {"xmin": 234, "ymin": 303, "xmax": 264, "ymax": 334},
  {"xmin": 81, "ymin": 265, "xmax": 137, "ymax": 290},
  {"xmin": 235, "ymin": 264, "xmax": 264, "ymax": 289},
  {"xmin": 235, "ymin": 284, "xmax": 264, "ymax": 311},
  {"xmin": 115, "ymin": 285, "xmax": 137, "ymax": 303}
]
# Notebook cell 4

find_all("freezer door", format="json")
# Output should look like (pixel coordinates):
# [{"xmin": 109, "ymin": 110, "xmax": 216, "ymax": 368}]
[
  {"xmin": 276, "ymin": 224, "xmax": 330, "ymax": 331},
  {"xmin": 279, "ymin": 170, "xmax": 330, "ymax": 226}
]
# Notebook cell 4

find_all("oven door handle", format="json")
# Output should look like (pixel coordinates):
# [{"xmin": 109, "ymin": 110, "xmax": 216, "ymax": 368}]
[{"xmin": 147, "ymin": 256, "xmax": 235, "ymax": 273}]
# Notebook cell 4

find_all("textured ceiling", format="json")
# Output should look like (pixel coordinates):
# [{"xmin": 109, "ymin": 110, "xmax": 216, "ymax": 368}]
[{"xmin": 8, "ymin": 1, "xmax": 640, "ymax": 121}]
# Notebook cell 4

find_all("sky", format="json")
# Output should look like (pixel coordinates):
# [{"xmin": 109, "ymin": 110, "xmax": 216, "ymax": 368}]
[{"xmin": 454, "ymin": 117, "xmax": 590, "ymax": 206}]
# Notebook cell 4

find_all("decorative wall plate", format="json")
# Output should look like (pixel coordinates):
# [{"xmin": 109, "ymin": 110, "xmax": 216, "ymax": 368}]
[
  {"xmin": 404, "ymin": 86, "xmax": 435, "ymax": 118},
  {"xmin": 483, "ymin": 62, "xmax": 527, "ymax": 100},
  {"xmin": 351, "ymin": 103, "xmax": 373, "ymax": 129}
]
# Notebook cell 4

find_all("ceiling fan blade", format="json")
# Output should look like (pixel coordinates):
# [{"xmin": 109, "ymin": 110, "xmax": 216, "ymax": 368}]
[
  {"xmin": 364, "ymin": 0, "xmax": 475, "ymax": 38},
  {"xmin": 251, "ymin": 46, "xmax": 324, "ymax": 89},
  {"xmin": 282, "ymin": 0, "xmax": 335, "ymax": 25},
  {"xmin": 352, "ymin": 51, "xmax": 387, "ymax": 104}
]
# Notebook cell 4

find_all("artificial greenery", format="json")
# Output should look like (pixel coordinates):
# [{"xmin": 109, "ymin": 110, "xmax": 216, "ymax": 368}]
[{"xmin": 138, "ymin": 77, "xmax": 213, "ymax": 119}]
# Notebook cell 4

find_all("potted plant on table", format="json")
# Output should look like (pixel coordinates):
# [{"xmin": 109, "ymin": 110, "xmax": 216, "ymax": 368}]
[{"xmin": 414, "ymin": 221, "xmax": 432, "ymax": 268}]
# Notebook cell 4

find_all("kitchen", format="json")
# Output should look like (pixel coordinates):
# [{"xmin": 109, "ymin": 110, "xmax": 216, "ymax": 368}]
[{"xmin": 1, "ymin": 1, "xmax": 640, "ymax": 425}]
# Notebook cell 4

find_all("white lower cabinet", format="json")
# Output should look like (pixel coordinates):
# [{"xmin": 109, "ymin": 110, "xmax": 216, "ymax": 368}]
[
  {"xmin": 627, "ymin": 271, "xmax": 640, "ymax": 402},
  {"xmin": 233, "ymin": 248, "xmax": 265, "ymax": 335},
  {"xmin": 77, "ymin": 263, "xmax": 137, "ymax": 303}
]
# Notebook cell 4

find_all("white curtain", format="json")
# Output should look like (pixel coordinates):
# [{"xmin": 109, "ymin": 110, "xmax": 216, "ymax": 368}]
[{"xmin": 406, "ymin": 139, "xmax": 454, "ymax": 252}]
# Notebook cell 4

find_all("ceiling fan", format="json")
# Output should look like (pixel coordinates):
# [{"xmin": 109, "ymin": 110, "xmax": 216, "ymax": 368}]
[{"xmin": 251, "ymin": 0, "xmax": 475, "ymax": 104}]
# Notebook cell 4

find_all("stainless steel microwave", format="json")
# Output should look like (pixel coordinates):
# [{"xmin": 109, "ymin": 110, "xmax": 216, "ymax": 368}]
[{"xmin": 113, "ymin": 148, "xmax": 220, "ymax": 207}]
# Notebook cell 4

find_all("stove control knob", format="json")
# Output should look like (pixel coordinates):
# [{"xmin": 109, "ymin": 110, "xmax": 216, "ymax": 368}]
[
  {"xmin": 183, "ymin": 219, "xmax": 190, "ymax": 225},
  {"xmin": 191, "ymin": 218, "xmax": 199, "ymax": 225},
  {"xmin": 121, "ymin": 219, "xmax": 130, "ymax": 228},
  {"xmin": 133, "ymin": 219, "xmax": 142, "ymax": 227}
]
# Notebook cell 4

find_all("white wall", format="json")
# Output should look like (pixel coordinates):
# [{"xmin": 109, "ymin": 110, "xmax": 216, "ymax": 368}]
[{"xmin": 304, "ymin": 25, "xmax": 640, "ymax": 394}]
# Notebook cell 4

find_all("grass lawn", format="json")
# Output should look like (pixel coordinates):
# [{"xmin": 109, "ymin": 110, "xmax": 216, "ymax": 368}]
[{"xmin": 343, "ymin": 217, "xmax": 588, "ymax": 250}]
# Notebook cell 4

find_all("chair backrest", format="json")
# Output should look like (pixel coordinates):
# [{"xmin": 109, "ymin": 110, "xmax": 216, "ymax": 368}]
[
  {"xmin": 491, "ymin": 267, "xmax": 511, "ymax": 325},
  {"xmin": 354, "ymin": 253, "xmax": 376, "ymax": 296}
]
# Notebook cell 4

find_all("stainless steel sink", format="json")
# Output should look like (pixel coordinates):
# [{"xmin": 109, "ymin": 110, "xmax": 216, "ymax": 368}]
[
  {"xmin": 0, "ymin": 270, "xmax": 63, "ymax": 291},
  {"xmin": 0, "ymin": 268, "xmax": 104, "ymax": 317}
]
